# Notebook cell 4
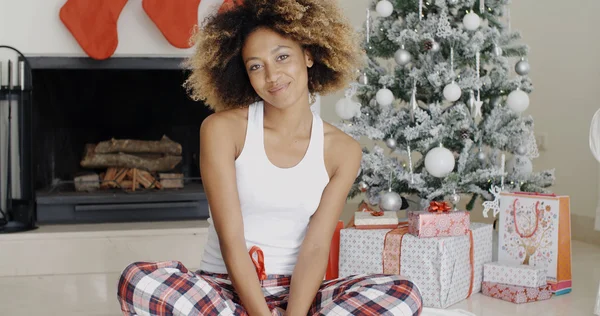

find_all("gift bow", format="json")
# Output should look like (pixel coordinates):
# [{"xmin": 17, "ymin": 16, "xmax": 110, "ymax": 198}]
[
  {"xmin": 428, "ymin": 201, "xmax": 451, "ymax": 213},
  {"xmin": 359, "ymin": 201, "xmax": 384, "ymax": 216}
]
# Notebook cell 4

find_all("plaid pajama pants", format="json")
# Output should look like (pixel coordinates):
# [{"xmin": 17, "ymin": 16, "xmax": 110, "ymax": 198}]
[{"xmin": 117, "ymin": 261, "xmax": 422, "ymax": 315}]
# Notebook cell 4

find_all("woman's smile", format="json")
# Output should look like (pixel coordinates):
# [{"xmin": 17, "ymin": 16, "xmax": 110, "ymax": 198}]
[{"xmin": 268, "ymin": 82, "xmax": 290, "ymax": 95}]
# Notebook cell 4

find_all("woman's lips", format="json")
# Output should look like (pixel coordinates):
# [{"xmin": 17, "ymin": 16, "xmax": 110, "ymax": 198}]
[{"xmin": 268, "ymin": 83, "xmax": 289, "ymax": 94}]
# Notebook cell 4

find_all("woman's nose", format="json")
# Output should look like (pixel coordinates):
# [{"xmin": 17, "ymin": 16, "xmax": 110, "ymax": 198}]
[{"xmin": 264, "ymin": 64, "xmax": 281, "ymax": 83}]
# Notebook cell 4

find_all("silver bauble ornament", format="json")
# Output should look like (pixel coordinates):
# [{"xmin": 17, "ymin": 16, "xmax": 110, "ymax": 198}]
[
  {"xmin": 490, "ymin": 96, "xmax": 501, "ymax": 107},
  {"xmin": 380, "ymin": 190, "xmax": 403, "ymax": 212},
  {"xmin": 515, "ymin": 59, "xmax": 531, "ymax": 75},
  {"xmin": 394, "ymin": 46, "xmax": 412, "ymax": 66},
  {"xmin": 358, "ymin": 73, "xmax": 368, "ymax": 85},
  {"xmin": 468, "ymin": 90, "xmax": 476, "ymax": 113},
  {"xmin": 516, "ymin": 145, "xmax": 527, "ymax": 156},
  {"xmin": 358, "ymin": 181, "xmax": 369, "ymax": 192},
  {"xmin": 448, "ymin": 0, "xmax": 458, "ymax": 4},
  {"xmin": 386, "ymin": 138, "xmax": 397, "ymax": 149},
  {"xmin": 431, "ymin": 41, "xmax": 441, "ymax": 53},
  {"xmin": 494, "ymin": 45, "xmax": 503, "ymax": 57},
  {"xmin": 450, "ymin": 193, "xmax": 461, "ymax": 206},
  {"xmin": 477, "ymin": 151, "xmax": 487, "ymax": 161}
]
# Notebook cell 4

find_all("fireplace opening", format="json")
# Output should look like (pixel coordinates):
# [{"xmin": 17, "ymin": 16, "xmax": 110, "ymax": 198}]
[{"xmin": 30, "ymin": 57, "xmax": 213, "ymax": 224}]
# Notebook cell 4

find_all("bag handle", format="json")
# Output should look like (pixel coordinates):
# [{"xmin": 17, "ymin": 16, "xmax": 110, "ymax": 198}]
[{"xmin": 512, "ymin": 198, "xmax": 541, "ymax": 238}]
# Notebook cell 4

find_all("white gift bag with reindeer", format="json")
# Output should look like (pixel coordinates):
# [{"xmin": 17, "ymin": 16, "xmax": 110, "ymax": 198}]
[{"xmin": 497, "ymin": 192, "xmax": 572, "ymax": 295}]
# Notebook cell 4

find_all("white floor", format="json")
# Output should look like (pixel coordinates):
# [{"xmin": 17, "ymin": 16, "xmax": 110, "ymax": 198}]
[{"xmin": 0, "ymin": 221, "xmax": 599, "ymax": 316}]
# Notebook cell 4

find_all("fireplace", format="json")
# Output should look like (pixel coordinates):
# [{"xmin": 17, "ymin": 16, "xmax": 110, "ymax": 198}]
[{"xmin": 29, "ymin": 57, "xmax": 212, "ymax": 224}]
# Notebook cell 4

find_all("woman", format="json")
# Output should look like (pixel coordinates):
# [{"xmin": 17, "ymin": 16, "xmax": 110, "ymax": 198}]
[{"xmin": 117, "ymin": 1, "xmax": 422, "ymax": 315}]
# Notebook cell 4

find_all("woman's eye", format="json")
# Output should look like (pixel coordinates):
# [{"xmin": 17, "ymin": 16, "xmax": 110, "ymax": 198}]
[
  {"xmin": 249, "ymin": 65, "xmax": 261, "ymax": 71},
  {"xmin": 277, "ymin": 55, "xmax": 289, "ymax": 61}
]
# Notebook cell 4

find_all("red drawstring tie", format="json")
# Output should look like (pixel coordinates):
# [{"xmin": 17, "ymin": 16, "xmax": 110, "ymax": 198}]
[{"xmin": 249, "ymin": 246, "xmax": 267, "ymax": 281}]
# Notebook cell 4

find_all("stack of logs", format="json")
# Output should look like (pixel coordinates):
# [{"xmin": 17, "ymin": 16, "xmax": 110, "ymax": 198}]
[{"xmin": 75, "ymin": 135, "xmax": 184, "ymax": 192}]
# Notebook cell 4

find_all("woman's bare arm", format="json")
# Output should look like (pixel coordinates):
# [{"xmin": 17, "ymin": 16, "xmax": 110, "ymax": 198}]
[
  {"xmin": 284, "ymin": 131, "xmax": 362, "ymax": 316},
  {"xmin": 200, "ymin": 113, "xmax": 271, "ymax": 316}
]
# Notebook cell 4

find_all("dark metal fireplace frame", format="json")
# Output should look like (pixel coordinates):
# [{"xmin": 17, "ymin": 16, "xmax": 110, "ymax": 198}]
[{"xmin": 27, "ymin": 57, "xmax": 210, "ymax": 224}]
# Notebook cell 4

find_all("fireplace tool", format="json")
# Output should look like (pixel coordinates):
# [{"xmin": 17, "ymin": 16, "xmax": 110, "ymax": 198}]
[{"xmin": 0, "ymin": 45, "xmax": 37, "ymax": 233}]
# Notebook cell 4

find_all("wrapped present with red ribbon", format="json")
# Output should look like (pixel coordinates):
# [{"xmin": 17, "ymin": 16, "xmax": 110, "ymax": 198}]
[
  {"xmin": 407, "ymin": 202, "xmax": 470, "ymax": 238},
  {"xmin": 354, "ymin": 201, "xmax": 399, "ymax": 230},
  {"xmin": 339, "ymin": 222, "xmax": 493, "ymax": 308}
]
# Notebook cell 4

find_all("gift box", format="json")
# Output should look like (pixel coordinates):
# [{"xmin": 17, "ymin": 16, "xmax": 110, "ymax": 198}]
[
  {"xmin": 498, "ymin": 192, "xmax": 572, "ymax": 295},
  {"xmin": 482, "ymin": 281, "xmax": 552, "ymax": 304},
  {"xmin": 408, "ymin": 210, "xmax": 470, "ymax": 238},
  {"xmin": 339, "ymin": 222, "xmax": 493, "ymax": 308},
  {"xmin": 355, "ymin": 211, "xmax": 398, "ymax": 229},
  {"xmin": 483, "ymin": 262, "xmax": 547, "ymax": 288}
]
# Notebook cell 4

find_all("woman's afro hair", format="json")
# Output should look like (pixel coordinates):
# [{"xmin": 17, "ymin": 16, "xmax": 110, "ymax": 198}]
[{"xmin": 183, "ymin": 0, "xmax": 365, "ymax": 112}]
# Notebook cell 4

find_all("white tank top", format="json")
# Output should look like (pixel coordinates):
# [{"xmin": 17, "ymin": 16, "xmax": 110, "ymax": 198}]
[{"xmin": 200, "ymin": 101, "xmax": 330, "ymax": 275}]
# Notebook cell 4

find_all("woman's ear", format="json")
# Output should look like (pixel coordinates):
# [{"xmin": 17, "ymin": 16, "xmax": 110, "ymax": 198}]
[{"xmin": 304, "ymin": 49, "xmax": 314, "ymax": 68}]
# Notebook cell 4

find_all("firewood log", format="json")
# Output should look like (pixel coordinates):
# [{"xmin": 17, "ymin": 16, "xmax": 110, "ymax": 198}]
[
  {"xmin": 81, "ymin": 151, "xmax": 182, "ymax": 172},
  {"xmin": 94, "ymin": 135, "xmax": 182, "ymax": 155}
]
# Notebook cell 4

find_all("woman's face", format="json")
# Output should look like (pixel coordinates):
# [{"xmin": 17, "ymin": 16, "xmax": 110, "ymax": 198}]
[{"xmin": 242, "ymin": 27, "xmax": 313, "ymax": 109}]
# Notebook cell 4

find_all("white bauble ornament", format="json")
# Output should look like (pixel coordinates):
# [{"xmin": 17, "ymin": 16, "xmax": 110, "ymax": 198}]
[
  {"xmin": 376, "ymin": 0, "xmax": 394, "ymax": 17},
  {"xmin": 376, "ymin": 88, "xmax": 394, "ymax": 106},
  {"xmin": 507, "ymin": 155, "xmax": 533, "ymax": 177},
  {"xmin": 463, "ymin": 12, "xmax": 481, "ymax": 31},
  {"xmin": 431, "ymin": 41, "xmax": 441, "ymax": 53},
  {"xmin": 380, "ymin": 190, "xmax": 403, "ymax": 212},
  {"xmin": 424, "ymin": 146, "xmax": 456, "ymax": 178},
  {"xmin": 443, "ymin": 82, "xmax": 462, "ymax": 102},
  {"xmin": 335, "ymin": 97, "xmax": 361, "ymax": 120},
  {"xmin": 477, "ymin": 150, "xmax": 487, "ymax": 162},
  {"xmin": 506, "ymin": 89, "xmax": 530, "ymax": 113},
  {"xmin": 358, "ymin": 181, "xmax": 369, "ymax": 192},
  {"xmin": 394, "ymin": 47, "xmax": 412, "ymax": 65}
]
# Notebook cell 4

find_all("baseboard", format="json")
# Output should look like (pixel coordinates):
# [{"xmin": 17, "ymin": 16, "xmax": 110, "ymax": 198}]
[
  {"xmin": 0, "ymin": 220, "xmax": 210, "ymax": 278},
  {"xmin": 571, "ymin": 214, "xmax": 600, "ymax": 246}
]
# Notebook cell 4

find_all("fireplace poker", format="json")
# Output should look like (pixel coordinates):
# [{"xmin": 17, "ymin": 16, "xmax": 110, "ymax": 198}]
[{"xmin": 5, "ymin": 59, "xmax": 13, "ymax": 213}]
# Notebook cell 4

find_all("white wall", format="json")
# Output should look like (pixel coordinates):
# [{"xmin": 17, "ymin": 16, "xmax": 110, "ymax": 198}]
[
  {"xmin": 506, "ymin": 0, "xmax": 600, "ymax": 222},
  {"xmin": 0, "ymin": 0, "xmax": 228, "ymax": 58}
]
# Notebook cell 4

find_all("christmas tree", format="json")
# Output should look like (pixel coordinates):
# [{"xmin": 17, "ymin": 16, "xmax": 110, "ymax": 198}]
[{"xmin": 336, "ymin": 0, "xmax": 555, "ymax": 212}]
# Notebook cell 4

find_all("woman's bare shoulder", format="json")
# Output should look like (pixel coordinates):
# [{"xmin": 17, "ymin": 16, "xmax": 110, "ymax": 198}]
[
  {"xmin": 200, "ymin": 106, "xmax": 249, "ymax": 154},
  {"xmin": 202, "ymin": 107, "xmax": 248, "ymax": 130},
  {"xmin": 323, "ymin": 122, "xmax": 362, "ymax": 174}
]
